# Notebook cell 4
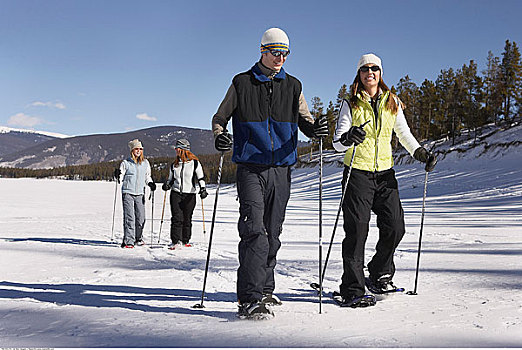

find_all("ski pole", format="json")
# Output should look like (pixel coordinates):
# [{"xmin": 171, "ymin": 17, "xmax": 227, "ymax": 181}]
[
  {"xmin": 407, "ymin": 171, "xmax": 429, "ymax": 296},
  {"xmin": 158, "ymin": 190, "xmax": 167, "ymax": 243},
  {"xmin": 311, "ymin": 120, "xmax": 370, "ymax": 291},
  {"xmin": 150, "ymin": 187, "xmax": 155, "ymax": 246},
  {"xmin": 193, "ymin": 152, "xmax": 224, "ymax": 309},
  {"xmin": 110, "ymin": 180, "xmax": 118, "ymax": 242},
  {"xmin": 318, "ymin": 137, "xmax": 324, "ymax": 313},
  {"xmin": 201, "ymin": 197, "xmax": 206, "ymax": 235}
]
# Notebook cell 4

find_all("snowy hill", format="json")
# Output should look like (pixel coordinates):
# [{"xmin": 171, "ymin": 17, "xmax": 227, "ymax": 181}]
[
  {"xmin": 0, "ymin": 126, "xmax": 68, "ymax": 157},
  {"xmin": 0, "ymin": 123, "xmax": 521, "ymax": 347}
]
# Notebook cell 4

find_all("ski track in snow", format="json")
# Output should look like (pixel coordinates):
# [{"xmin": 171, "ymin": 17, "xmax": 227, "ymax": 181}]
[{"xmin": 1, "ymin": 152, "xmax": 522, "ymax": 347}]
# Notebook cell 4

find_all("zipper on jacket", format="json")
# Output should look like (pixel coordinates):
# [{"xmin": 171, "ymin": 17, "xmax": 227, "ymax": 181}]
[
  {"xmin": 180, "ymin": 162, "xmax": 185, "ymax": 193},
  {"xmin": 371, "ymin": 98, "xmax": 379, "ymax": 171},
  {"xmin": 267, "ymin": 80, "xmax": 275, "ymax": 165}
]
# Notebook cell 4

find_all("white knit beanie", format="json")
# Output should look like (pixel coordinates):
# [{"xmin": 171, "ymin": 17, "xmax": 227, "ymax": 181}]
[
  {"xmin": 128, "ymin": 139, "xmax": 143, "ymax": 150},
  {"xmin": 260, "ymin": 27, "xmax": 290, "ymax": 53},
  {"xmin": 357, "ymin": 53, "xmax": 383, "ymax": 75}
]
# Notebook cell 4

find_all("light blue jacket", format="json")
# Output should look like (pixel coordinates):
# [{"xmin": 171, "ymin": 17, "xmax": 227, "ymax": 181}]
[{"xmin": 119, "ymin": 158, "xmax": 153, "ymax": 195}]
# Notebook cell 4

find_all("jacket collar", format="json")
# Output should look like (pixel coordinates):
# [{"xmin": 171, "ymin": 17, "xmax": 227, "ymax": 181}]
[
  {"xmin": 359, "ymin": 89, "xmax": 387, "ymax": 104},
  {"xmin": 251, "ymin": 62, "xmax": 286, "ymax": 82}
]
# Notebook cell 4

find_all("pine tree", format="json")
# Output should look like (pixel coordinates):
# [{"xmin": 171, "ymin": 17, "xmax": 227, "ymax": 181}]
[
  {"xmin": 325, "ymin": 101, "xmax": 336, "ymax": 149},
  {"xmin": 460, "ymin": 60, "xmax": 484, "ymax": 142},
  {"xmin": 483, "ymin": 51, "xmax": 504, "ymax": 125},
  {"xmin": 334, "ymin": 84, "xmax": 349, "ymax": 115},
  {"xmin": 435, "ymin": 68, "xmax": 458, "ymax": 144},
  {"xmin": 396, "ymin": 75, "xmax": 420, "ymax": 138},
  {"xmin": 500, "ymin": 40, "xmax": 522, "ymax": 122},
  {"xmin": 419, "ymin": 79, "xmax": 437, "ymax": 140}
]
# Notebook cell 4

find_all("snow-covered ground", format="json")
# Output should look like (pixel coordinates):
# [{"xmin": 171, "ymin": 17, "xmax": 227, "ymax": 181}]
[{"xmin": 1, "ymin": 125, "xmax": 521, "ymax": 347}]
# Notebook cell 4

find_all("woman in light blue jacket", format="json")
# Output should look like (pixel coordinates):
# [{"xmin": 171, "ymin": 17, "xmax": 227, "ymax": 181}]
[{"xmin": 114, "ymin": 139, "xmax": 156, "ymax": 248}]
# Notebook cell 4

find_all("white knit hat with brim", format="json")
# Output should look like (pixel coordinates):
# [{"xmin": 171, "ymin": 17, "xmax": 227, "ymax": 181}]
[
  {"xmin": 128, "ymin": 139, "xmax": 143, "ymax": 150},
  {"xmin": 261, "ymin": 27, "xmax": 290, "ymax": 53},
  {"xmin": 357, "ymin": 53, "xmax": 383, "ymax": 75}
]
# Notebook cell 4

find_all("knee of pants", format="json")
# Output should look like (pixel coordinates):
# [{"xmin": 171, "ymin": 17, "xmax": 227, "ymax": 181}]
[
  {"xmin": 238, "ymin": 233, "xmax": 269, "ymax": 263},
  {"xmin": 342, "ymin": 221, "xmax": 369, "ymax": 258},
  {"xmin": 171, "ymin": 216, "xmax": 183, "ymax": 226},
  {"xmin": 378, "ymin": 218, "xmax": 406, "ymax": 241},
  {"xmin": 124, "ymin": 216, "xmax": 135, "ymax": 228}
]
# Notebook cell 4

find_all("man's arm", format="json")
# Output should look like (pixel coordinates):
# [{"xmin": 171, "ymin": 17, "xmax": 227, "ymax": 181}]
[
  {"xmin": 212, "ymin": 84, "xmax": 237, "ymax": 136},
  {"xmin": 297, "ymin": 92, "xmax": 316, "ymax": 138}
]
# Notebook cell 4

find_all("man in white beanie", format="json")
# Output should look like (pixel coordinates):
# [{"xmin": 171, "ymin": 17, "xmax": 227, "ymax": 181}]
[{"xmin": 211, "ymin": 27, "xmax": 329, "ymax": 320}]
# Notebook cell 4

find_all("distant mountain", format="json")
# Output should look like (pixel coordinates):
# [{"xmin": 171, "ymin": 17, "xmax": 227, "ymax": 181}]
[
  {"xmin": 0, "ymin": 125, "xmax": 216, "ymax": 169},
  {"xmin": 0, "ymin": 126, "xmax": 69, "ymax": 157}
]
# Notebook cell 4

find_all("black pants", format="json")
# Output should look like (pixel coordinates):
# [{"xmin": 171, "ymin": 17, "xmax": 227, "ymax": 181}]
[
  {"xmin": 340, "ymin": 167, "xmax": 405, "ymax": 297},
  {"xmin": 236, "ymin": 164, "xmax": 291, "ymax": 304},
  {"xmin": 170, "ymin": 191, "xmax": 196, "ymax": 244}
]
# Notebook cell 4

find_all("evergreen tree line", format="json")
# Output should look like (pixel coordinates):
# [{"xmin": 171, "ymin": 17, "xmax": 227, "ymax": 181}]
[
  {"xmin": 308, "ymin": 39, "xmax": 522, "ymax": 149},
  {"xmin": 0, "ymin": 154, "xmax": 236, "ymax": 184}
]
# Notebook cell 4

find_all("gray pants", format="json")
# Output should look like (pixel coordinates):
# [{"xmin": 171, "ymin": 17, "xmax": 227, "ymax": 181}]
[{"xmin": 122, "ymin": 193, "xmax": 146, "ymax": 246}]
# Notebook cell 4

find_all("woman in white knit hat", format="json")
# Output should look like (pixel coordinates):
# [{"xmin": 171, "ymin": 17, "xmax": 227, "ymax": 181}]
[
  {"xmin": 162, "ymin": 139, "xmax": 207, "ymax": 250},
  {"xmin": 114, "ymin": 139, "xmax": 156, "ymax": 248},
  {"xmin": 332, "ymin": 53, "xmax": 437, "ymax": 307}
]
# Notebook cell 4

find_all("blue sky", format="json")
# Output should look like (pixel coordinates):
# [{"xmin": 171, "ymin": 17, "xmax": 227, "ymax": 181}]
[{"xmin": 1, "ymin": 0, "xmax": 521, "ymax": 137}]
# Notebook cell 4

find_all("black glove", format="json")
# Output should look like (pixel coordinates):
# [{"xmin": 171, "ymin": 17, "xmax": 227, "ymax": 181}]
[
  {"xmin": 148, "ymin": 182, "xmax": 157, "ymax": 191},
  {"xmin": 199, "ymin": 187, "xmax": 208, "ymax": 199},
  {"xmin": 215, "ymin": 131, "xmax": 233, "ymax": 152},
  {"xmin": 313, "ymin": 114, "xmax": 329, "ymax": 138},
  {"xmin": 162, "ymin": 182, "xmax": 171, "ymax": 191},
  {"xmin": 340, "ymin": 125, "xmax": 366, "ymax": 146},
  {"xmin": 113, "ymin": 168, "xmax": 121, "ymax": 183},
  {"xmin": 414, "ymin": 147, "xmax": 437, "ymax": 172}
]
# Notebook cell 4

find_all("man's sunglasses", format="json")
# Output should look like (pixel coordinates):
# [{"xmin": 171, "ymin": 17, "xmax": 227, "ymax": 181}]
[
  {"xmin": 360, "ymin": 66, "xmax": 381, "ymax": 72},
  {"xmin": 262, "ymin": 47, "xmax": 290, "ymax": 58}
]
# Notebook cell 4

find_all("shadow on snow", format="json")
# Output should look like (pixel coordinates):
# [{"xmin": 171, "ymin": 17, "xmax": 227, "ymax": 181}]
[{"xmin": 0, "ymin": 281, "xmax": 237, "ymax": 320}]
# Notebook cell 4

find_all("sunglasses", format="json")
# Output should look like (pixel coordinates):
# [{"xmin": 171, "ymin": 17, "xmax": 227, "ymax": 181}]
[
  {"xmin": 263, "ymin": 47, "xmax": 290, "ymax": 58},
  {"xmin": 360, "ymin": 66, "xmax": 381, "ymax": 72}
]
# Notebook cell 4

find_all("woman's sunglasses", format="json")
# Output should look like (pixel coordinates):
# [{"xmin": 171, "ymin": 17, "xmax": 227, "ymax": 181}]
[{"xmin": 360, "ymin": 66, "xmax": 381, "ymax": 72}]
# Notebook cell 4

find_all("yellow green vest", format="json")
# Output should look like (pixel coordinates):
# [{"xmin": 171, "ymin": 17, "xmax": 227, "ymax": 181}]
[{"xmin": 343, "ymin": 91, "xmax": 397, "ymax": 172}]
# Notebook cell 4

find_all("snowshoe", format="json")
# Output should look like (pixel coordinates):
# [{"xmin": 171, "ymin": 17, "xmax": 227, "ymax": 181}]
[
  {"xmin": 121, "ymin": 244, "xmax": 134, "ymax": 249},
  {"xmin": 168, "ymin": 243, "xmax": 182, "ymax": 250},
  {"xmin": 135, "ymin": 239, "xmax": 145, "ymax": 246},
  {"xmin": 183, "ymin": 243, "xmax": 193, "ymax": 248},
  {"xmin": 237, "ymin": 301, "xmax": 274, "ymax": 320},
  {"xmin": 262, "ymin": 293, "xmax": 282, "ymax": 306},
  {"xmin": 332, "ymin": 291, "xmax": 376, "ymax": 308},
  {"xmin": 365, "ymin": 275, "xmax": 404, "ymax": 295}
]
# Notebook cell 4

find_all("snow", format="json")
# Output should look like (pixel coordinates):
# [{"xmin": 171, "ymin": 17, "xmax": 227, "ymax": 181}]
[
  {"xmin": 0, "ymin": 125, "xmax": 69, "ymax": 139},
  {"xmin": 1, "ymin": 126, "xmax": 522, "ymax": 347}
]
